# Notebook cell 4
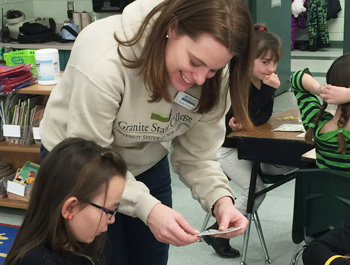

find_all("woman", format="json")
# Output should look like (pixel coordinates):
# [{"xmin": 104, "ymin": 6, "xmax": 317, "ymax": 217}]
[{"xmin": 39, "ymin": 0, "xmax": 254, "ymax": 264}]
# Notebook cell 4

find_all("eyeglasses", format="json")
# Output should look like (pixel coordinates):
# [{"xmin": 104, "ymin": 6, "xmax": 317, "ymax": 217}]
[{"xmin": 88, "ymin": 202, "xmax": 120, "ymax": 220}]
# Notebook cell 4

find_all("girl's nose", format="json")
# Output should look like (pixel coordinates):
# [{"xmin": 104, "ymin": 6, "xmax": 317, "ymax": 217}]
[{"xmin": 267, "ymin": 65, "xmax": 275, "ymax": 73}]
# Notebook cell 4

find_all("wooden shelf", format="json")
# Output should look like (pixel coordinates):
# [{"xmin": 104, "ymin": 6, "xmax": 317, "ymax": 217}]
[
  {"xmin": 16, "ymin": 83, "xmax": 54, "ymax": 95},
  {"xmin": 0, "ymin": 82, "xmax": 53, "ymax": 209},
  {"xmin": 0, "ymin": 197, "xmax": 28, "ymax": 209},
  {"xmin": 0, "ymin": 41, "xmax": 73, "ymax": 51},
  {"xmin": 0, "ymin": 141, "xmax": 40, "ymax": 153}
]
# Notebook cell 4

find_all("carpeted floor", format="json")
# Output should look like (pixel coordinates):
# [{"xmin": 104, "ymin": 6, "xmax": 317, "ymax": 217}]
[{"xmin": 0, "ymin": 223, "xmax": 19, "ymax": 264}]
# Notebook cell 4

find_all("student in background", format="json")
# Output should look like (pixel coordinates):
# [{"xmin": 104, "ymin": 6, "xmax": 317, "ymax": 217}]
[
  {"xmin": 291, "ymin": 53, "xmax": 350, "ymax": 173},
  {"xmin": 4, "ymin": 138, "xmax": 127, "ymax": 265},
  {"xmin": 203, "ymin": 24, "xmax": 295, "ymax": 258},
  {"xmin": 303, "ymin": 220, "xmax": 350, "ymax": 265},
  {"xmin": 291, "ymin": 53, "xmax": 350, "ymax": 265},
  {"xmin": 38, "ymin": 0, "xmax": 254, "ymax": 264}
]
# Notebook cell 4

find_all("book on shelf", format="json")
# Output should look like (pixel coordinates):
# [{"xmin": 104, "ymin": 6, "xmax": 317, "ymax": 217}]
[
  {"xmin": 0, "ymin": 94, "xmax": 46, "ymax": 126},
  {"xmin": 0, "ymin": 94, "xmax": 46, "ymax": 144},
  {"xmin": 13, "ymin": 161, "xmax": 40, "ymax": 185},
  {"xmin": 7, "ymin": 161, "xmax": 40, "ymax": 201}
]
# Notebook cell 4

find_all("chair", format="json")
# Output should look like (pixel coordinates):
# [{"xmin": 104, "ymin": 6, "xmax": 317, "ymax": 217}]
[
  {"xmin": 290, "ymin": 169, "xmax": 350, "ymax": 265},
  {"xmin": 201, "ymin": 163, "xmax": 298, "ymax": 265}
]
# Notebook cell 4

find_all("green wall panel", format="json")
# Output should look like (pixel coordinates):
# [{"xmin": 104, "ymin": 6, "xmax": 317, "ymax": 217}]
[{"xmin": 344, "ymin": 0, "xmax": 350, "ymax": 54}]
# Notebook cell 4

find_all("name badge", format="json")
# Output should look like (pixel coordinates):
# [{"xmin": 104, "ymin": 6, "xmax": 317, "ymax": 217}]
[{"xmin": 173, "ymin": 91, "xmax": 198, "ymax": 111}]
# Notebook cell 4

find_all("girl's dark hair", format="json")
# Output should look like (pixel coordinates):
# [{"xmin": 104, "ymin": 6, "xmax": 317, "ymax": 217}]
[
  {"xmin": 116, "ymin": 0, "xmax": 254, "ymax": 129},
  {"xmin": 4, "ymin": 138, "xmax": 127, "ymax": 265},
  {"xmin": 304, "ymin": 53, "xmax": 350, "ymax": 155},
  {"xmin": 253, "ymin": 23, "xmax": 283, "ymax": 61}
]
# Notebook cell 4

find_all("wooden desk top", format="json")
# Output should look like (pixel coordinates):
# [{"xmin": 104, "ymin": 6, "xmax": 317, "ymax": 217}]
[{"xmin": 229, "ymin": 109, "xmax": 305, "ymax": 142}]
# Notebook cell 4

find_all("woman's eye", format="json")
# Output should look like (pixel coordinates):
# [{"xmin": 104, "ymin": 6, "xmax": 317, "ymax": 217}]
[{"xmin": 190, "ymin": 61, "xmax": 199, "ymax": 67}]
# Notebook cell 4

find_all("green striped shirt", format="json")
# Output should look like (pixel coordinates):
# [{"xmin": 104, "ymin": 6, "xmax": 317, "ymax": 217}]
[{"xmin": 291, "ymin": 69, "xmax": 350, "ymax": 174}]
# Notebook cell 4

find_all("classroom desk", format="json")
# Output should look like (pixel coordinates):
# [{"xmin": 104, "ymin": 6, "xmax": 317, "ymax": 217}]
[
  {"xmin": 229, "ymin": 108, "xmax": 314, "ymax": 212},
  {"xmin": 228, "ymin": 108, "xmax": 314, "ymax": 264},
  {"xmin": 229, "ymin": 108, "xmax": 313, "ymax": 169}
]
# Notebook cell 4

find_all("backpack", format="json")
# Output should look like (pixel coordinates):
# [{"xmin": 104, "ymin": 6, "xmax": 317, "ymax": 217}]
[{"xmin": 17, "ymin": 22, "xmax": 57, "ymax": 44}]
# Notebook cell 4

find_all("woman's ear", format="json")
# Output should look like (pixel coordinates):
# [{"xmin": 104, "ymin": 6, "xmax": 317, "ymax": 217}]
[
  {"xmin": 61, "ymin": 197, "xmax": 78, "ymax": 220},
  {"xmin": 167, "ymin": 20, "xmax": 179, "ymax": 39}
]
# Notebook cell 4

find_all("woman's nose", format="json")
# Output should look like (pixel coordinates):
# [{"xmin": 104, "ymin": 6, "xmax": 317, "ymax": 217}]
[{"xmin": 193, "ymin": 69, "xmax": 210, "ymax": 85}]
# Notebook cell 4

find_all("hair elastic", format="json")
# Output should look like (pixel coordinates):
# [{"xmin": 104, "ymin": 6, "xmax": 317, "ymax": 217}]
[
  {"xmin": 338, "ymin": 128, "xmax": 344, "ymax": 133},
  {"xmin": 259, "ymin": 27, "xmax": 265, "ymax": 31}
]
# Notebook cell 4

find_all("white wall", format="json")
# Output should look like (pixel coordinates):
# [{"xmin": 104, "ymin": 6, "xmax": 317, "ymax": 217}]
[
  {"xmin": 0, "ymin": 0, "xmax": 92, "ymax": 26},
  {"xmin": 328, "ymin": 0, "xmax": 345, "ymax": 41},
  {"xmin": 32, "ymin": 0, "xmax": 93, "ymax": 23},
  {"xmin": 0, "ymin": 0, "xmax": 34, "ymax": 22}
]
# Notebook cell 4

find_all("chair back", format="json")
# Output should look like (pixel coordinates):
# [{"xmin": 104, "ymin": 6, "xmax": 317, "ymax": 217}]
[{"xmin": 292, "ymin": 169, "xmax": 350, "ymax": 244}]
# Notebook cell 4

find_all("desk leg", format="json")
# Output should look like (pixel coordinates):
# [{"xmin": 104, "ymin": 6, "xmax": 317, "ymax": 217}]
[
  {"xmin": 246, "ymin": 161, "xmax": 259, "ymax": 214},
  {"xmin": 241, "ymin": 213, "xmax": 252, "ymax": 265},
  {"xmin": 253, "ymin": 212, "xmax": 271, "ymax": 264},
  {"xmin": 241, "ymin": 162, "xmax": 259, "ymax": 265}
]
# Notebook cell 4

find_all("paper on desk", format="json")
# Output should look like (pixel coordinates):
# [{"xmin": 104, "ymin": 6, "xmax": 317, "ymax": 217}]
[
  {"xmin": 195, "ymin": 227, "xmax": 242, "ymax": 236},
  {"xmin": 273, "ymin": 124, "xmax": 305, "ymax": 132}
]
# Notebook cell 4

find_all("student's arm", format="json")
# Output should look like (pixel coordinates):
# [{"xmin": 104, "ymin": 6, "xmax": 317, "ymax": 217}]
[
  {"xmin": 291, "ymin": 69, "xmax": 325, "ymax": 131},
  {"xmin": 299, "ymin": 71, "xmax": 324, "ymax": 96},
  {"xmin": 303, "ymin": 220, "xmax": 350, "ymax": 265}
]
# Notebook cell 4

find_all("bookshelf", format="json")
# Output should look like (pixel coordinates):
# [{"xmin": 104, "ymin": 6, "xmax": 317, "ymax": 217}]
[{"xmin": 0, "ymin": 83, "xmax": 54, "ymax": 210}]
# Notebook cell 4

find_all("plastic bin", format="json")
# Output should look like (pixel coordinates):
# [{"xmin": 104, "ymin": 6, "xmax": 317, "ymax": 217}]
[
  {"xmin": 3, "ymin": 49, "xmax": 37, "ymax": 77},
  {"xmin": 5, "ymin": 126, "xmax": 35, "ymax": 145}
]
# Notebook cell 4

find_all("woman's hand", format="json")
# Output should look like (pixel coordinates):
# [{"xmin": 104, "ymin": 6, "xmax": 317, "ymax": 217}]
[
  {"xmin": 263, "ymin": 72, "xmax": 280, "ymax": 89},
  {"xmin": 212, "ymin": 196, "xmax": 248, "ymax": 238},
  {"xmin": 147, "ymin": 203, "xmax": 200, "ymax": 246},
  {"xmin": 229, "ymin": 117, "xmax": 243, "ymax": 131},
  {"xmin": 320, "ymin": 85, "xmax": 350, "ymax": 104}
]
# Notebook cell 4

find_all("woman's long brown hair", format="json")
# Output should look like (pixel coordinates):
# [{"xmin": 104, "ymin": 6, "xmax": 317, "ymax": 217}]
[{"xmin": 116, "ymin": 0, "xmax": 254, "ymax": 128}]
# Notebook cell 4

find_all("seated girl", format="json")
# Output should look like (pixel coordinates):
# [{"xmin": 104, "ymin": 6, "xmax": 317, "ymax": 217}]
[
  {"xmin": 291, "ymin": 53, "xmax": 350, "ymax": 173},
  {"xmin": 4, "ymin": 137, "xmax": 127, "ymax": 265}
]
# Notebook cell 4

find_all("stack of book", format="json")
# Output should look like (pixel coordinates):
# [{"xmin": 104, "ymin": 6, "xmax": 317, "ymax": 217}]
[{"xmin": 0, "ymin": 93, "xmax": 46, "ymax": 144}]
